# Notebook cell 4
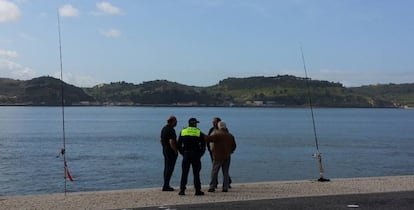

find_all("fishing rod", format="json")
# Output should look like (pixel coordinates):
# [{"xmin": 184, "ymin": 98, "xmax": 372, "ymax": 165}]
[
  {"xmin": 57, "ymin": 10, "xmax": 74, "ymax": 195},
  {"xmin": 299, "ymin": 44, "xmax": 330, "ymax": 182}
]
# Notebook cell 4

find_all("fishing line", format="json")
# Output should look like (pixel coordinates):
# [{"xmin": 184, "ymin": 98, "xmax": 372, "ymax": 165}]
[{"xmin": 299, "ymin": 44, "xmax": 329, "ymax": 182}]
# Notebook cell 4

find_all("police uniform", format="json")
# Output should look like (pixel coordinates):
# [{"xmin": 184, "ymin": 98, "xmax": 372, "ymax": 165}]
[{"xmin": 177, "ymin": 118, "xmax": 206, "ymax": 195}]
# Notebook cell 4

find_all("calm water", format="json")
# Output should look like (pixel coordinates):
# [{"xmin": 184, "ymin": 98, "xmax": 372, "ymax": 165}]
[{"xmin": 0, "ymin": 106, "xmax": 413, "ymax": 196}]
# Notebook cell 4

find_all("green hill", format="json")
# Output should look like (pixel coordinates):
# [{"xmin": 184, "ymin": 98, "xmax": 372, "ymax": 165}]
[
  {"xmin": 350, "ymin": 83, "xmax": 414, "ymax": 107},
  {"xmin": 205, "ymin": 75, "xmax": 394, "ymax": 107},
  {"xmin": 1, "ymin": 75, "xmax": 413, "ymax": 107},
  {"xmin": 84, "ymin": 80, "xmax": 215, "ymax": 105},
  {"xmin": 0, "ymin": 76, "xmax": 95, "ymax": 105}
]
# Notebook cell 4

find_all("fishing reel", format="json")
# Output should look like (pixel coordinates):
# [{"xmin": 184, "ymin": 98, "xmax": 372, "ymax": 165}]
[
  {"xmin": 312, "ymin": 152, "xmax": 321, "ymax": 159},
  {"xmin": 56, "ymin": 148, "xmax": 65, "ymax": 158}
]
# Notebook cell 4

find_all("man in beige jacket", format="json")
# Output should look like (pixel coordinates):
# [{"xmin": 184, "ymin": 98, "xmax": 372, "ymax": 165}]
[{"xmin": 207, "ymin": 121, "xmax": 236, "ymax": 192}]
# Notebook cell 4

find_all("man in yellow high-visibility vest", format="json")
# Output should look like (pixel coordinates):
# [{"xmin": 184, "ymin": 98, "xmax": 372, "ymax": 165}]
[{"xmin": 177, "ymin": 117, "xmax": 206, "ymax": 196}]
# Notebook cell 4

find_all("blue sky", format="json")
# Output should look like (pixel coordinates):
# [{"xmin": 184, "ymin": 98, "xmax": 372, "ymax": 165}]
[{"xmin": 1, "ymin": 0, "xmax": 413, "ymax": 87}]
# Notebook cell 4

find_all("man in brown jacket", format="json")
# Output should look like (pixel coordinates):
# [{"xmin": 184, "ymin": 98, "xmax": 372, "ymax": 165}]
[{"xmin": 207, "ymin": 121, "xmax": 236, "ymax": 192}]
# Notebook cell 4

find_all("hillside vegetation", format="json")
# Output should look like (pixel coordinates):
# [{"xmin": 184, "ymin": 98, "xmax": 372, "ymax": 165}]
[
  {"xmin": 350, "ymin": 84, "xmax": 414, "ymax": 107},
  {"xmin": 1, "ymin": 75, "xmax": 413, "ymax": 108},
  {"xmin": 0, "ymin": 76, "xmax": 94, "ymax": 105}
]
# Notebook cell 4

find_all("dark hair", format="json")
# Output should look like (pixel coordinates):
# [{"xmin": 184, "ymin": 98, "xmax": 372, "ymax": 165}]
[
  {"xmin": 167, "ymin": 116, "xmax": 176, "ymax": 124},
  {"xmin": 215, "ymin": 117, "xmax": 221, "ymax": 122}
]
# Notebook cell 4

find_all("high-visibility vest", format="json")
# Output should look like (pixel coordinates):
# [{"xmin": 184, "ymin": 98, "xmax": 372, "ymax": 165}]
[{"xmin": 181, "ymin": 127, "xmax": 201, "ymax": 137}]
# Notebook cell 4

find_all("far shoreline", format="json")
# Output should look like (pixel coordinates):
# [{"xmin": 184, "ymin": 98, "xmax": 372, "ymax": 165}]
[{"xmin": 0, "ymin": 104, "xmax": 409, "ymax": 109}]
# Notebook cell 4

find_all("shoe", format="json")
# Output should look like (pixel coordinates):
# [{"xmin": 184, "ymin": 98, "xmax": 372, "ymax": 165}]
[
  {"xmin": 222, "ymin": 189, "xmax": 228, "ymax": 192},
  {"xmin": 195, "ymin": 191, "xmax": 205, "ymax": 196},
  {"xmin": 208, "ymin": 188, "xmax": 215, "ymax": 192},
  {"xmin": 178, "ymin": 190, "xmax": 185, "ymax": 196},
  {"xmin": 162, "ymin": 186, "xmax": 174, "ymax": 191},
  {"xmin": 317, "ymin": 177, "xmax": 330, "ymax": 182}
]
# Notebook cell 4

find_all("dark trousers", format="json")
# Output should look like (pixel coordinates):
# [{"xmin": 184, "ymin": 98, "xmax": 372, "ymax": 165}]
[
  {"xmin": 163, "ymin": 149, "xmax": 177, "ymax": 188},
  {"xmin": 180, "ymin": 151, "xmax": 202, "ymax": 191},
  {"xmin": 210, "ymin": 158, "xmax": 231, "ymax": 190}
]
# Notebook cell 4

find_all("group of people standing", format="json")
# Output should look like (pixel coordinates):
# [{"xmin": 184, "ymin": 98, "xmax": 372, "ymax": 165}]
[{"xmin": 160, "ymin": 116, "xmax": 236, "ymax": 196}]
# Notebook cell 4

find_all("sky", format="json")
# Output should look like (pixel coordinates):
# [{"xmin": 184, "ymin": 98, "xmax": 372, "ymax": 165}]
[{"xmin": 0, "ymin": 0, "xmax": 413, "ymax": 87}]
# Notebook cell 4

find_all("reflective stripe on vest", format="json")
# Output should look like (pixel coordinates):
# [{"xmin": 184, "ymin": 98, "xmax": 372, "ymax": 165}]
[{"xmin": 181, "ymin": 127, "xmax": 201, "ymax": 137}]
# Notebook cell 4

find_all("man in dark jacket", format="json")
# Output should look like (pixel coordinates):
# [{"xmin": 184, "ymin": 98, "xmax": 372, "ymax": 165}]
[
  {"xmin": 160, "ymin": 116, "xmax": 178, "ymax": 191},
  {"xmin": 177, "ymin": 117, "xmax": 206, "ymax": 196}
]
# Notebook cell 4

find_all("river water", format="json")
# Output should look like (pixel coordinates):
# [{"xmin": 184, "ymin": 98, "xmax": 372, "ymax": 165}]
[{"xmin": 0, "ymin": 106, "xmax": 413, "ymax": 196}]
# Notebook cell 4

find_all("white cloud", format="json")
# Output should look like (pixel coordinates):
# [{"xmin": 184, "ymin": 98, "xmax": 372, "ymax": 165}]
[
  {"xmin": 0, "ymin": 59, "xmax": 36, "ymax": 79},
  {"xmin": 59, "ymin": 4, "xmax": 80, "ymax": 17},
  {"xmin": 52, "ymin": 72, "xmax": 102, "ymax": 87},
  {"xmin": 0, "ymin": 49, "xmax": 18, "ymax": 58},
  {"xmin": 0, "ymin": 0, "xmax": 20, "ymax": 22},
  {"xmin": 100, "ymin": 29, "xmax": 121, "ymax": 38},
  {"xmin": 93, "ymin": 2, "xmax": 122, "ymax": 15}
]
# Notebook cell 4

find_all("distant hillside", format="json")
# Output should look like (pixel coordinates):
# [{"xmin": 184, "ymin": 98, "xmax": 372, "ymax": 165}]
[
  {"xmin": 84, "ymin": 80, "xmax": 216, "ymax": 106},
  {"xmin": 207, "ymin": 75, "xmax": 370, "ymax": 107},
  {"xmin": 350, "ymin": 83, "xmax": 414, "ymax": 107},
  {"xmin": 84, "ymin": 75, "xmax": 407, "ymax": 107},
  {"xmin": 0, "ymin": 76, "xmax": 95, "ymax": 105},
  {"xmin": 1, "ymin": 75, "xmax": 413, "ymax": 107}
]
